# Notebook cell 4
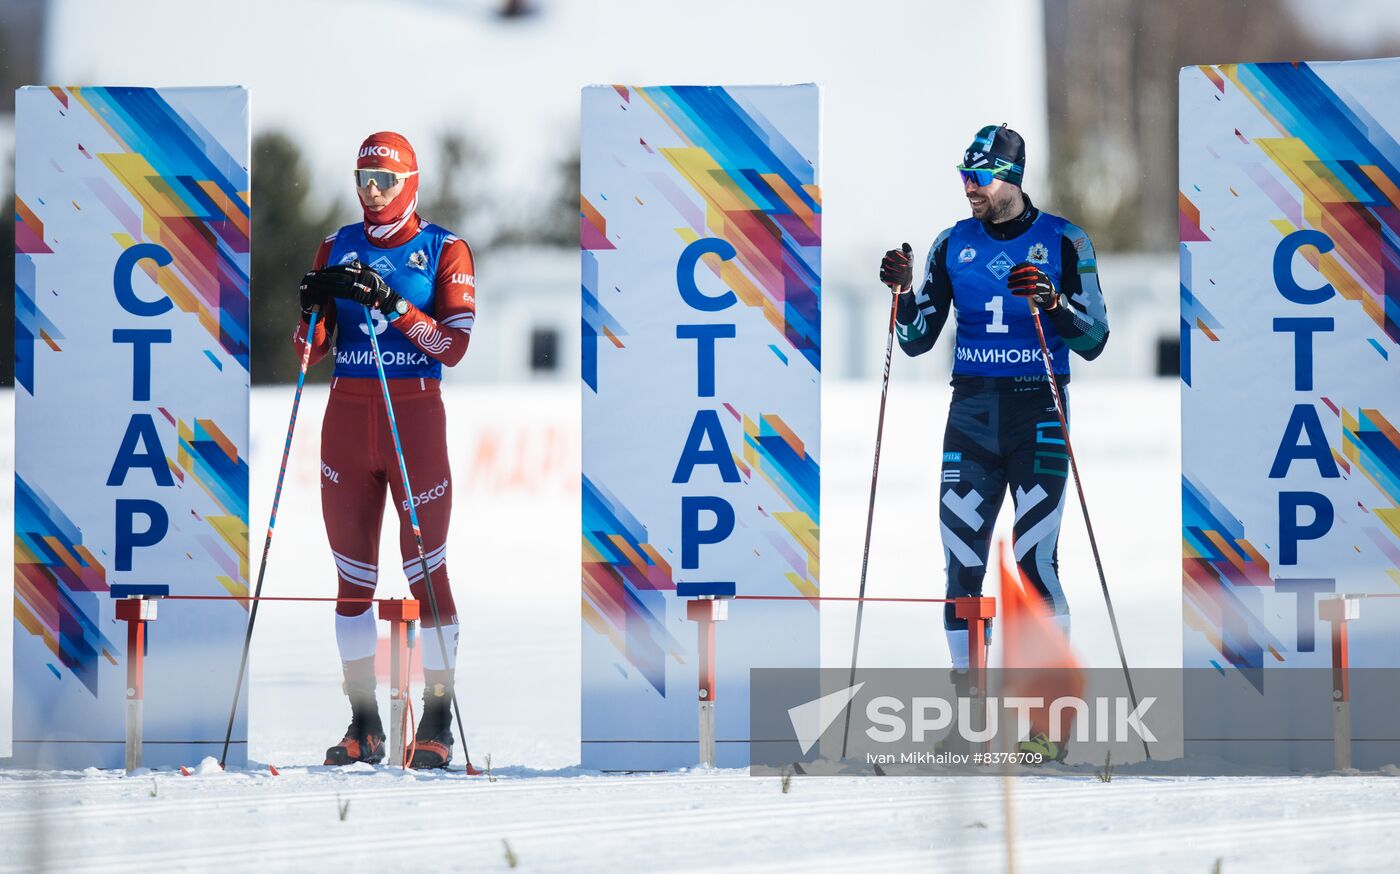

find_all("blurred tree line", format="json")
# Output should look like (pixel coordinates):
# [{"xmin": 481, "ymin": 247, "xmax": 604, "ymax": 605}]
[
  {"xmin": 0, "ymin": 0, "xmax": 43, "ymax": 388},
  {"xmin": 1043, "ymin": 0, "xmax": 1400, "ymax": 251},
  {"xmin": 0, "ymin": 195, "xmax": 13, "ymax": 388}
]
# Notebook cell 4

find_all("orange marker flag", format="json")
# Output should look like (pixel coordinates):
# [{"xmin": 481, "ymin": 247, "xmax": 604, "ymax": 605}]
[{"xmin": 999, "ymin": 538, "xmax": 1083, "ymax": 743}]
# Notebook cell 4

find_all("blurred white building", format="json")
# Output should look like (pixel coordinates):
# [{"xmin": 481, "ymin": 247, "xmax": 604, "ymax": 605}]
[{"xmin": 452, "ymin": 246, "xmax": 580, "ymax": 384}]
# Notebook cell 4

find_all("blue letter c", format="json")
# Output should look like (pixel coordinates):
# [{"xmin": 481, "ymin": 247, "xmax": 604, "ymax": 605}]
[
  {"xmin": 677, "ymin": 238, "xmax": 738, "ymax": 312},
  {"xmin": 115, "ymin": 243, "xmax": 175, "ymax": 317},
  {"xmin": 1273, "ymin": 229, "xmax": 1335, "ymax": 305}
]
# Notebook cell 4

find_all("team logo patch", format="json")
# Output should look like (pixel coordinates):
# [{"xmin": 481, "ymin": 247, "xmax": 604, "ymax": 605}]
[
  {"xmin": 408, "ymin": 250, "xmax": 428, "ymax": 270},
  {"xmin": 338, "ymin": 251, "xmax": 358, "ymax": 265},
  {"xmin": 986, "ymin": 251, "xmax": 1015, "ymax": 280},
  {"xmin": 958, "ymin": 246, "xmax": 977, "ymax": 264},
  {"xmin": 1027, "ymin": 243, "xmax": 1050, "ymax": 265},
  {"xmin": 369, "ymin": 255, "xmax": 395, "ymax": 277}
]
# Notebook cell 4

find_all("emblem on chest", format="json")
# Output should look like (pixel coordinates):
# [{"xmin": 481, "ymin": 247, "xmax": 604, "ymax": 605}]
[
  {"xmin": 1026, "ymin": 242, "xmax": 1050, "ymax": 265},
  {"xmin": 986, "ymin": 251, "xmax": 1015, "ymax": 280},
  {"xmin": 368, "ymin": 254, "xmax": 396, "ymax": 277}
]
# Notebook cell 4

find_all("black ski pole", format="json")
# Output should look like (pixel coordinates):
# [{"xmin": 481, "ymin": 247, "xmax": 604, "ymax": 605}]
[
  {"xmin": 1026, "ymin": 301, "xmax": 1150, "ymax": 760},
  {"xmin": 362, "ymin": 307, "xmax": 476, "ymax": 773},
  {"xmin": 841, "ymin": 260, "xmax": 905, "ymax": 760},
  {"xmin": 220, "ymin": 307, "xmax": 321, "ymax": 768}
]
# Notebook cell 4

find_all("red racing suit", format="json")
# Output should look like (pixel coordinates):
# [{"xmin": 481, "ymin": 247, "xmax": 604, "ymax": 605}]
[{"xmin": 293, "ymin": 214, "xmax": 475, "ymax": 635}]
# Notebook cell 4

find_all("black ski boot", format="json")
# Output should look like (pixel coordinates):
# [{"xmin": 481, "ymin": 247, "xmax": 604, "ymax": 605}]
[
  {"xmin": 934, "ymin": 669, "xmax": 975, "ymax": 759},
  {"xmin": 409, "ymin": 674, "xmax": 454, "ymax": 769},
  {"xmin": 325, "ymin": 668, "xmax": 386, "ymax": 766}
]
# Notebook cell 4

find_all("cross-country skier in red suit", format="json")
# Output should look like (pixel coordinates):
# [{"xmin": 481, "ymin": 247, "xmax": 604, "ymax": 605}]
[{"xmin": 294, "ymin": 131, "xmax": 476, "ymax": 769}]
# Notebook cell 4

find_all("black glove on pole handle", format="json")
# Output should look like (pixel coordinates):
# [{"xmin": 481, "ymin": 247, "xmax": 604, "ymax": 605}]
[{"xmin": 841, "ymin": 242, "xmax": 910, "ymax": 760}]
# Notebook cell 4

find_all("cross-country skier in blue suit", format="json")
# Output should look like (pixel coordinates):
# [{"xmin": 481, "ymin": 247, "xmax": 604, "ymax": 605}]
[{"xmin": 878, "ymin": 124, "xmax": 1110, "ymax": 681}]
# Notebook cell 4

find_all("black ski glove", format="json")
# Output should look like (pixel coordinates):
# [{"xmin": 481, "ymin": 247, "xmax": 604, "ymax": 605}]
[
  {"xmin": 309, "ymin": 262, "xmax": 406, "ymax": 317},
  {"xmin": 298, "ymin": 271, "xmax": 329, "ymax": 321},
  {"xmin": 879, "ymin": 243, "xmax": 914, "ymax": 293},
  {"xmin": 1006, "ymin": 262, "xmax": 1059, "ymax": 311}
]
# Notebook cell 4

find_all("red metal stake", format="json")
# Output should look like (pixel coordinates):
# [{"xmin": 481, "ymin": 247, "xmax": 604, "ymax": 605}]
[
  {"xmin": 1331, "ymin": 614, "xmax": 1350, "ymax": 702},
  {"xmin": 683, "ymin": 582, "xmax": 739, "ymax": 767},
  {"xmin": 954, "ymin": 596, "xmax": 997, "ymax": 755},
  {"xmin": 953, "ymin": 596, "xmax": 997, "ymax": 694},
  {"xmin": 115, "ymin": 597, "xmax": 158, "ymax": 773},
  {"xmin": 692, "ymin": 606, "xmax": 716, "ymax": 705},
  {"xmin": 377, "ymin": 598, "xmax": 421, "ymax": 768},
  {"xmin": 1320, "ymin": 596, "xmax": 1359, "ymax": 770},
  {"xmin": 684, "ymin": 592, "xmax": 731, "ymax": 767}
]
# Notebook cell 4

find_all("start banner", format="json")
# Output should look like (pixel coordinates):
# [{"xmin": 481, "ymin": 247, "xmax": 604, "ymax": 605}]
[
  {"xmin": 581, "ymin": 84, "xmax": 821, "ymax": 769},
  {"xmin": 1181, "ymin": 60, "xmax": 1400, "ymax": 704},
  {"xmin": 11, "ymin": 86, "xmax": 251, "ymax": 768}
]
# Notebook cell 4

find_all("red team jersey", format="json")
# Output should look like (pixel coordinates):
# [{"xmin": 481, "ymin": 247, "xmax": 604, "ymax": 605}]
[{"xmin": 294, "ymin": 215, "xmax": 475, "ymax": 373}]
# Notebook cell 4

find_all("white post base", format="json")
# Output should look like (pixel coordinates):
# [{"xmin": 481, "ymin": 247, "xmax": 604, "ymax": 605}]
[
  {"xmin": 699, "ymin": 701, "xmax": 716, "ymax": 768},
  {"xmin": 125, "ymin": 699, "xmax": 143, "ymax": 774},
  {"xmin": 1333, "ymin": 700, "xmax": 1352, "ymax": 771},
  {"xmin": 388, "ymin": 694, "xmax": 406, "ymax": 767}
]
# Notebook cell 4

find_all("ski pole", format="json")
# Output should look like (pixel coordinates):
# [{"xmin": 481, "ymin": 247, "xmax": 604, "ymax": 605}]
[
  {"xmin": 840, "ymin": 272, "xmax": 903, "ymax": 760},
  {"xmin": 220, "ymin": 308, "xmax": 321, "ymax": 768},
  {"xmin": 362, "ymin": 307, "xmax": 475, "ymax": 773},
  {"xmin": 1026, "ymin": 301, "xmax": 1149, "ymax": 760}
]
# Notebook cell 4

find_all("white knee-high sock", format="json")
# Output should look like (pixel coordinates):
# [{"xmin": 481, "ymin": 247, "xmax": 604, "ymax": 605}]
[
  {"xmin": 947, "ymin": 629, "xmax": 970, "ymax": 671},
  {"xmin": 947, "ymin": 622, "xmax": 996, "ymax": 671},
  {"xmin": 335, "ymin": 610, "xmax": 378, "ymax": 664},
  {"xmin": 421, "ymin": 622, "xmax": 459, "ymax": 672}
]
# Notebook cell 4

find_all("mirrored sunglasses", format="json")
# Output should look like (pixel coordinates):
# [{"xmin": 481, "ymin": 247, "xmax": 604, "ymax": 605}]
[{"xmin": 354, "ymin": 169, "xmax": 416, "ymax": 190}]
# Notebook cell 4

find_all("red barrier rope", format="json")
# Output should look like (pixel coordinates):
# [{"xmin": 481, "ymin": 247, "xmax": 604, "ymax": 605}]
[
  {"xmin": 732, "ymin": 595, "xmax": 955, "ymax": 604},
  {"xmin": 159, "ymin": 595, "xmax": 411, "ymax": 604},
  {"xmin": 148, "ymin": 593, "xmax": 959, "ymax": 605},
  {"xmin": 142, "ymin": 591, "xmax": 1400, "ymax": 605}
]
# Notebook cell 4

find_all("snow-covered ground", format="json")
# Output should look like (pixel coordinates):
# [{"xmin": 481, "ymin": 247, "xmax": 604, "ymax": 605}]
[
  {"xmin": 5, "ymin": 379, "xmax": 1400, "ymax": 871},
  {"xmin": 6, "ymin": 766, "xmax": 1400, "ymax": 873}
]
